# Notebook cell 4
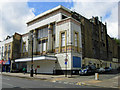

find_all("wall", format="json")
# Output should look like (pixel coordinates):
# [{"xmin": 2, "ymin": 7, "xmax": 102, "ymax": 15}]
[
  {"xmin": 55, "ymin": 53, "xmax": 71, "ymax": 70},
  {"xmin": 20, "ymin": 34, "xmax": 29, "ymax": 58},
  {"xmin": 0, "ymin": 37, "xmax": 13, "ymax": 60},
  {"xmin": 27, "ymin": 60, "xmax": 55, "ymax": 74},
  {"xmin": 12, "ymin": 33, "xmax": 21, "ymax": 60},
  {"xmin": 56, "ymin": 21, "xmax": 70, "ymax": 48},
  {"xmin": 83, "ymin": 57, "xmax": 120, "ymax": 69},
  {"xmin": 27, "ymin": 11, "xmax": 62, "ymax": 31}
]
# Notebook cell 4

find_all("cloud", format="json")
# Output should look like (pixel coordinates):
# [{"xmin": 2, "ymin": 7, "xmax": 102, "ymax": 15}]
[
  {"xmin": 118, "ymin": 1, "xmax": 120, "ymax": 39},
  {"xmin": 0, "ymin": 2, "xmax": 35, "ymax": 41},
  {"xmin": 71, "ymin": 2, "xmax": 118, "ymax": 38}
]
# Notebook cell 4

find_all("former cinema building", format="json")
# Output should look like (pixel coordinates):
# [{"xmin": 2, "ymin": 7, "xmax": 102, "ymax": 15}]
[{"xmin": 0, "ymin": 5, "xmax": 119, "ymax": 74}]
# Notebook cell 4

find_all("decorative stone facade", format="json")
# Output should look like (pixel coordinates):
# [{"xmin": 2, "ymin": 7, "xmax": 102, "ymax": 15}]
[{"xmin": 0, "ymin": 5, "xmax": 119, "ymax": 74}]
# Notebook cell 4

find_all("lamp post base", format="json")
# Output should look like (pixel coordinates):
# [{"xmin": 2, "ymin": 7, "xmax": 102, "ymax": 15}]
[{"xmin": 30, "ymin": 69, "xmax": 33, "ymax": 77}]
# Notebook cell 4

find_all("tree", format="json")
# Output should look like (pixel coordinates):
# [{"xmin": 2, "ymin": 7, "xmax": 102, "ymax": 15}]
[{"xmin": 113, "ymin": 38, "xmax": 120, "ymax": 46}]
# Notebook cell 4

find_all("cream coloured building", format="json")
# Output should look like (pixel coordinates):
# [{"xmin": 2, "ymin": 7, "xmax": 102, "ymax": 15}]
[
  {"xmin": 0, "ymin": 33, "xmax": 21, "ymax": 72},
  {"xmin": 15, "ymin": 5, "xmax": 82, "ymax": 74},
  {"xmin": 1, "ymin": 5, "xmax": 119, "ymax": 74}
]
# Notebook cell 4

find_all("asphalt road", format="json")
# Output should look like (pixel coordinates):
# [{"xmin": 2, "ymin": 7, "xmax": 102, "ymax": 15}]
[{"xmin": 1, "ymin": 75, "xmax": 96, "ymax": 89}]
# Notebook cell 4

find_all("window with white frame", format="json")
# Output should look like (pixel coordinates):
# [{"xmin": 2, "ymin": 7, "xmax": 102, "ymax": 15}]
[
  {"xmin": 38, "ymin": 27, "xmax": 48, "ymax": 39},
  {"xmin": 8, "ymin": 45, "xmax": 10, "ymax": 51},
  {"xmin": 61, "ymin": 32, "xmax": 65, "ymax": 47},
  {"xmin": 37, "ymin": 41, "xmax": 41, "ymax": 52},
  {"xmin": 1, "ymin": 46, "xmax": 3, "ymax": 58},
  {"xmin": 23, "ymin": 43, "xmax": 26, "ymax": 53},
  {"xmin": 42, "ymin": 40, "xmax": 47, "ymax": 51},
  {"xmin": 5, "ymin": 46, "xmax": 7, "ymax": 51},
  {"xmin": 43, "ymin": 43, "xmax": 46, "ymax": 51},
  {"xmin": 8, "ymin": 52, "xmax": 10, "ymax": 60},
  {"xmin": 5, "ymin": 46, "xmax": 7, "ymax": 58},
  {"xmin": 75, "ymin": 33, "xmax": 78, "ymax": 47}
]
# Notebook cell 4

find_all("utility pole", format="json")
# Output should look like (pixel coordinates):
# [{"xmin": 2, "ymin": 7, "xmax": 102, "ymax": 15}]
[
  {"xmin": 65, "ymin": 31, "xmax": 67, "ymax": 77},
  {"xmin": 30, "ymin": 31, "xmax": 34, "ymax": 77},
  {"xmin": 100, "ymin": 16, "xmax": 102, "ymax": 67}
]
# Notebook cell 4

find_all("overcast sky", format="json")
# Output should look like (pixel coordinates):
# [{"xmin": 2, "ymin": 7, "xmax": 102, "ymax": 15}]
[{"xmin": 0, "ymin": 0, "xmax": 119, "ymax": 41}]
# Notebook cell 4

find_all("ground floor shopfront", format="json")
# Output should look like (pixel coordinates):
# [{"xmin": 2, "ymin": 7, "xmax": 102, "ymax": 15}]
[
  {"xmin": 82, "ymin": 58, "xmax": 120, "ymax": 69},
  {"xmin": 0, "ymin": 60, "xmax": 11, "ymax": 72},
  {"xmin": 14, "ymin": 52, "xmax": 83, "ymax": 75},
  {"xmin": 15, "ymin": 56, "xmax": 57, "ymax": 74}
]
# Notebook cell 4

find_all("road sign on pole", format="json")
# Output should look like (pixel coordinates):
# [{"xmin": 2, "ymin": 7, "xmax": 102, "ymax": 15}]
[
  {"xmin": 65, "ymin": 61, "xmax": 67, "ymax": 65},
  {"xmin": 65, "ymin": 59, "xmax": 68, "ymax": 65}
]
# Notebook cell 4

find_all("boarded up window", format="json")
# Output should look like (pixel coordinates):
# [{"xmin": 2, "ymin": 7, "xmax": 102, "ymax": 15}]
[{"xmin": 73, "ymin": 56, "xmax": 81, "ymax": 68}]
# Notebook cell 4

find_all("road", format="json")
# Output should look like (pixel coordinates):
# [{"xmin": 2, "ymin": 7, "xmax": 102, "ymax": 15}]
[{"xmin": 1, "ymin": 75, "xmax": 97, "ymax": 89}]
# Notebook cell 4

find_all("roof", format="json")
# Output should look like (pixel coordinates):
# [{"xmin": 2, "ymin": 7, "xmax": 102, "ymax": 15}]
[
  {"xmin": 22, "ymin": 33, "xmax": 29, "ymax": 37},
  {"xmin": 27, "ymin": 5, "xmax": 71, "ymax": 24},
  {"xmin": 15, "ymin": 56, "xmax": 57, "ymax": 62}
]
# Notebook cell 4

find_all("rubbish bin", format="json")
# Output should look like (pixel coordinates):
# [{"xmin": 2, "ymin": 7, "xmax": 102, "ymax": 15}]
[{"xmin": 95, "ymin": 73, "xmax": 99, "ymax": 80}]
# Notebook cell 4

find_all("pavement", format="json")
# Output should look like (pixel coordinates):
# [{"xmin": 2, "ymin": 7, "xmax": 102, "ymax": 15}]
[{"xmin": 1, "ymin": 72, "xmax": 120, "ymax": 88}]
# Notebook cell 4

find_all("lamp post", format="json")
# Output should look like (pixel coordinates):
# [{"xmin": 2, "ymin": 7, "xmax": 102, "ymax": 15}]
[
  {"xmin": 65, "ymin": 31, "xmax": 67, "ymax": 77},
  {"xmin": 30, "ymin": 31, "xmax": 34, "ymax": 77}
]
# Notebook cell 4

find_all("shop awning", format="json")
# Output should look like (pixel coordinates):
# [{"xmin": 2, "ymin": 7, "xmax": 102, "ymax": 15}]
[
  {"xmin": 15, "ymin": 56, "xmax": 57, "ymax": 62},
  {"xmin": 0, "ymin": 60, "xmax": 3, "ymax": 64},
  {"xmin": 0, "ymin": 60, "xmax": 10, "ymax": 65},
  {"xmin": 5, "ymin": 60, "xmax": 11, "ymax": 65}
]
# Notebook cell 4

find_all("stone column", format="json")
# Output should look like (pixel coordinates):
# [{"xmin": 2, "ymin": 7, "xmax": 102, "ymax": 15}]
[
  {"xmin": 28, "ymin": 31, "xmax": 32, "ymax": 57},
  {"xmin": 40, "ymin": 40, "xmax": 42, "ymax": 54},
  {"xmin": 47, "ymin": 24, "xmax": 53, "ymax": 53},
  {"xmin": 33, "ymin": 30, "xmax": 37, "ymax": 54}
]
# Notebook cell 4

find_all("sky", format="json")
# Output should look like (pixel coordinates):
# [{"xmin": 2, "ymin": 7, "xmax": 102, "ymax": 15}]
[{"xmin": 0, "ymin": 0, "xmax": 119, "ymax": 41}]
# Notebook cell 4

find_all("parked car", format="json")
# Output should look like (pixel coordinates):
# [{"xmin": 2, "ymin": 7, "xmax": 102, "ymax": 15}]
[
  {"xmin": 117, "ymin": 67, "xmax": 120, "ymax": 72},
  {"xmin": 96, "ymin": 68, "xmax": 105, "ymax": 73},
  {"xmin": 79, "ymin": 65, "xmax": 97, "ymax": 75},
  {"xmin": 104, "ymin": 67, "xmax": 112, "ymax": 72}
]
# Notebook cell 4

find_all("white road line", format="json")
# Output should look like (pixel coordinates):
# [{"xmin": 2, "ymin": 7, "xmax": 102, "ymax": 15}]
[
  {"xmin": 2, "ymin": 82, "xmax": 15, "ymax": 87},
  {"xmin": 2, "ymin": 78, "xmax": 10, "ymax": 80},
  {"xmin": 2, "ymin": 82, "xmax": 26, "ymax": 88}
]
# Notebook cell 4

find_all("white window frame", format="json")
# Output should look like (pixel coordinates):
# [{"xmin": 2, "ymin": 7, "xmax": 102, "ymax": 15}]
[
  {"xmin": 75, "ymin": 33, "xmax": 78, "ymax": 47},
  {"xmin": 61, "ymin": 32, "xmax": 65, "ymax": 47},
  {"xmin": 23, "ymin": 43, "xmax": 26, "ymax": 53},
  {"xmin": 43, "ymin": 42, "xmax": 46, "ymax": 51}
]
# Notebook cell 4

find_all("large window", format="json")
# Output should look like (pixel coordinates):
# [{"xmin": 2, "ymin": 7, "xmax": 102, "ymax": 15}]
[
  {"xmin": 5, "ymin": 46, "xmax": 7, "ymax": 51},
  {"xmin": 8, "ymin": 53, "xmax": 10, "ymax": 60},
  {"xmin": 75, "ymin": 33, "xmax": 78, "ymax": 47},
  {"xmin": 23, "ymin": 42, "xmax": 26, "ymax": 53},
  {"xmin": 8, "ymin": 45, "xmax": 11, "ymax": 51},
  {"xmin": 61, "ymin": 32, "xmax": 65, "ymax": 47},
  {"xmin": 59, "ymin": 31, "xmax": 66, "ymax": 53},
  {"xmin": 43, "ymin": 43, "xmax": 46, "ymax": 51},
  {"xmin": 1, "ymin": 46, "xmax": 3, "ymax": 58},
  {"xmin": 74, "ymin": 31, "xmax": 79, "ymax": 52},
  {"xmin": 37, "ymin": 41, "xmax": 41, "ymax": 52},
  {"xmin": 5, "ymin": 46, "xmax": 7, "ymax": 57},
  {"xmin": 42, "ymin": 39, "xmax": 47, "ymax": 52},
  {"xmin": 38, "ymin": 27, "xmax": 48, "ymax": 39}
]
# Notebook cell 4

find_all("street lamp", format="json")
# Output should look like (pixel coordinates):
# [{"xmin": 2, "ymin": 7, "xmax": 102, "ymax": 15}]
[
  {"xmin": 30, "ymin": 31, "xmax": 34, "ymax": 77},
  {"xmin": 65, "ymin": 31, "xmax": 67, "ymax": 77}
]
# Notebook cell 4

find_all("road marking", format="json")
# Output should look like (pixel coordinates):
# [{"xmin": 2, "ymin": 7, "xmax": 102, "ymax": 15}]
[
  {"xmin": 2, "ymin": 82, "xmax": 15, "ymax": 87},
  {"xmin": 76, "ymin": 82, "xmax": 86, "ymax": 86},
  {"xmin": 2, "ymin": 78, "xmax": 10, "ymax": 80}
]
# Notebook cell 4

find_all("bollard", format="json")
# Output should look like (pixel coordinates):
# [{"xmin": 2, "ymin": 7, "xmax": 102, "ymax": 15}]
[{"xmin": 95, "ymin": 73, "xmax": 99, "ymax": 80}]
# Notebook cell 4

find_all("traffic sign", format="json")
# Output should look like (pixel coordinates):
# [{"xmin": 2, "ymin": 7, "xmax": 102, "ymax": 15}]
[
  {"xmin": 65, "ymin": 61, "xmax": 67, "ymax": 65},
  {"xmin": 65, "ymin": 59, "xmax": 68, "ymax": 62}
]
